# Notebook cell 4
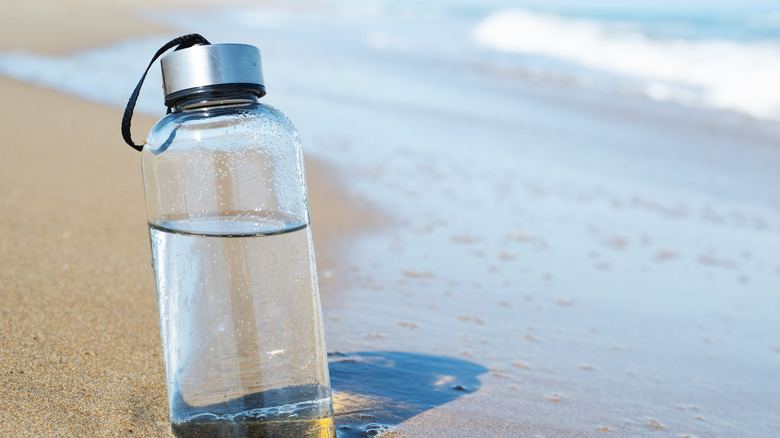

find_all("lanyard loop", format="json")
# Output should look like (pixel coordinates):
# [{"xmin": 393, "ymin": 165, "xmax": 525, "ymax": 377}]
[{"xmin": 121, "ymin": 34, "xmax": 211, "ymax": 151}]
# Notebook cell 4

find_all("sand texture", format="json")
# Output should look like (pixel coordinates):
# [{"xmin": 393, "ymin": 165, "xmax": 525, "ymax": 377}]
[
  {"xmin": 0, "ymin": 76, "xmax": 366, "ymax": 436},
  {"xmin": 0, "ymin": 76, "xmax": 169, "ymax": 435},
  {"xmin": 0, "ymin": 3, "xmax": 370, "ymax": 435}
]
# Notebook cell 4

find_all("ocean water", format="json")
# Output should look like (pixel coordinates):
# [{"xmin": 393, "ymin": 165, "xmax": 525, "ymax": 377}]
[
  {"xmin": 469, "ymin": 1, "xmax": 780, "ymax": 119},
  {"xmin": 1, "ymin": 0, "xmax": 778, "ymax": 120},
  {"xmin": 315, "ymin": 0, "xmax": 780, "ymax": 119}
]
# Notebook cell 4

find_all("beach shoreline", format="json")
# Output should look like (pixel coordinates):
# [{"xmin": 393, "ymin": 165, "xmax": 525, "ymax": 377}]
[{"xmin": 2, "ymin": 1, "xmax": 780, "ymax": 437}]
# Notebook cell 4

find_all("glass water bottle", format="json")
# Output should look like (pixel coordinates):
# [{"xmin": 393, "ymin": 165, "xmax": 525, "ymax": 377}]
[{"xmin": 141, "ymin": 43, "xmax": 333, "ymax": 437}]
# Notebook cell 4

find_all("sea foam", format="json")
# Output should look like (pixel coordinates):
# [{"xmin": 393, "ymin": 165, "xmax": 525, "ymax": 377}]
[{"xmin": 474, "ymin": 9, "xmax": 780, "ymax": 120}]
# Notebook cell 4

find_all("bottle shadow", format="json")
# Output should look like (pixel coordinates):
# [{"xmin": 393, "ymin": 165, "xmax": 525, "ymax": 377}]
[{"xmin": 328, "ymin": 351, "xmax": 488, "ymax": 437}]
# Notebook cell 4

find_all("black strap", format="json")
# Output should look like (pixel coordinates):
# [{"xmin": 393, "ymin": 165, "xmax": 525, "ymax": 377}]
[{"xmin": 121, "ymin": 34, "xmax": 211, "ymax": 151}]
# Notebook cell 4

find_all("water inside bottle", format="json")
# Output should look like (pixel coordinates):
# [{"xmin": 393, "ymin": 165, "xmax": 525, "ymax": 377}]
[{"xmin": 149, "ymin": 212, "xmax": 333, "ymax": 437}]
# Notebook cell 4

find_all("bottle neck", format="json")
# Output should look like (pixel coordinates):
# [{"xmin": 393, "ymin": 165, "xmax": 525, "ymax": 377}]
[{"xmin": 168, "ymin": 88, "xmax": 262, "ymax": 112}]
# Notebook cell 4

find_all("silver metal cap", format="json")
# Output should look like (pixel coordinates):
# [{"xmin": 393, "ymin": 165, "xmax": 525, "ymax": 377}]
[{"xmin": 160, "ymin": 43, "xmax": 265, "ymax": 101}]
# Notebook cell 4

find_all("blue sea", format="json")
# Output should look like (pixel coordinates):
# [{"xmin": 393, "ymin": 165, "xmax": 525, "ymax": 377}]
[
  {"xmin": 313, "ymin": 0, "xmax": 780, "ymax": 119},
  {"xmin": 1, "ymin": 0, "xmax": 779, "ymax": 120}
]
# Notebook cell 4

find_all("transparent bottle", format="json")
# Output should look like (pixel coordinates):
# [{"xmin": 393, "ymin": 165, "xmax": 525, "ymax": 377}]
[{"xmin": 141, "ymin": 43, "xmax": 333, "ymax": 437}]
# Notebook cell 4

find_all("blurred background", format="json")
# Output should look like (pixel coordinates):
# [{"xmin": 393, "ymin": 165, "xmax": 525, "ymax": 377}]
[{"xmin": 6, "ymin": 0, "xmax": 780, "ymax": 119}]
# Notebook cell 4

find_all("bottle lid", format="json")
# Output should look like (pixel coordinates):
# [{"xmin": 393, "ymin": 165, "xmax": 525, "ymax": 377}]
[{"xmin": 160, "ymin": 43, "xmax": 266, "ymax": 104}]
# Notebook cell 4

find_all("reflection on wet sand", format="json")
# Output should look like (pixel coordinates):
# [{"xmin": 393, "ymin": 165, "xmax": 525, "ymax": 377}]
[{"xmin": 329, "ymin": 352, "xmax": 487, "ymax": 437}]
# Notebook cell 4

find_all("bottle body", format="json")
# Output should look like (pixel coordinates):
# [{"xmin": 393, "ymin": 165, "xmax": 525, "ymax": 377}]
[{"xmin": 143, "ymin": 96, "xmax": 333, "ymax": 437}]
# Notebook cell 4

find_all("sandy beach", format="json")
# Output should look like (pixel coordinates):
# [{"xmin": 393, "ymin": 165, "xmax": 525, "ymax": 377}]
[
  {"xmin": 0, "ymin": 71, "xmax": 370, "ymax": 435},
  {"xmin": 2, "ymin": 0, "xmax": 780, "ymax": 437},
  {"xmin": 0, "ymin": 72, "xmax": 166, "ymax": 434},
  {"xmin": 0, "ymin": 2, "xmax": 366, "ymax": 433}
]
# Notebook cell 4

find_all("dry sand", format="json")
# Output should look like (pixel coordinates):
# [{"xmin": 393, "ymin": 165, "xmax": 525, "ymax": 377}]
[
  {"xmin": 0, "ymin": 4, "xmax": 375, "ymax": 431},
  {"xmin": 0, "ymin": 79, "xmax": 375, "ymax": 437},
  {"xmin": 0, "ymin": 75, "xmax": 170, "ymax": 435},
  {"xmin": 0, "ymin": 0, "xmax": 169, "ymax": 55}
]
